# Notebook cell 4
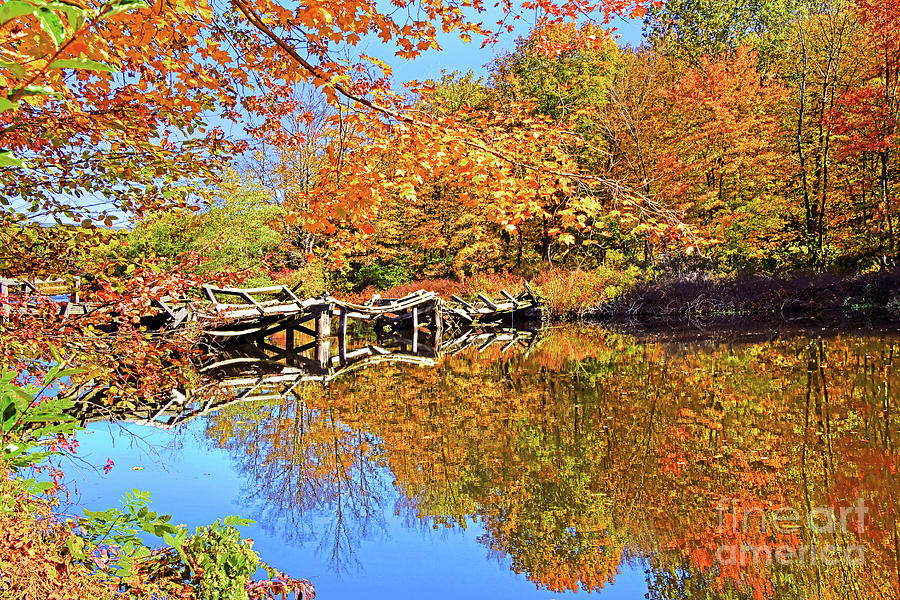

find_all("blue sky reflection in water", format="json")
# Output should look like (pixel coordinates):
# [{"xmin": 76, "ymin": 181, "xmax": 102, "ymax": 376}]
[{"xmin": 69, "ymin": 420, "xmax": 649, "ymax": 598}]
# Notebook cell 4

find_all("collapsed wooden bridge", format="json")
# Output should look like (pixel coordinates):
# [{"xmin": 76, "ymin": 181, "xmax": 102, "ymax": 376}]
[{"xmin": 2, "ymin": 278, "xmax": 543, "ymax": 353}]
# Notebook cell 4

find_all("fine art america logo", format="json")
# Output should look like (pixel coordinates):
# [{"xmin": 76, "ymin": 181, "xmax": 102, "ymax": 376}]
[{"xmin": 715, "ymin": 498, "xmax": 867, "ymax": 566}]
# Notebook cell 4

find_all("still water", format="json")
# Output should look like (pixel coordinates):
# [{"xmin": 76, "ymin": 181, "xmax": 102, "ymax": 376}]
[{"xmin": 66, "ymin": 325, "xmax": 899, "ymax": 599}]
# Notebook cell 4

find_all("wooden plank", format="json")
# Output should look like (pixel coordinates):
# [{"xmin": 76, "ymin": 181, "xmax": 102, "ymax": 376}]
[
  {"xmin": 450, "ymin": 295, "xmax": 476, "ymax": 311},
  {"xmin": 170, "ymin": 307, "xmax": 191, "ymax": 329},
  {"xmin": 476, "ymin": 293, "xmax": 498, "ymax": 311},
  {"xmin": 343, "ymin": 311, "xmax": 377, "ymax": 320},
  {"xmin": 433, "ymin": 303, "xmax": 443, "ymax": 352},
  {"xmin": 446, "ymin": 306, "xmax": 473, "ymax": 322},
  {"xmin": 500, "ymin": 289, "xmax": 517, "ymax": 303},
  {"xmin": 206, "ymin": 284, "xmax": 290, "ymax": 295},
  {"xmin": 285, "ymin": 326, "xmax": 294, "ymax": 352},
  {"xmin": 501, "ymin": 337, "xmax": 519, "ymax": 353},
  {"xmin": 411, "ymin": 306, "xmax": 419, "ymax": 353},
  {"xmin": 316, "ymin": 309, "xmax": 331, "ymax": 368}
]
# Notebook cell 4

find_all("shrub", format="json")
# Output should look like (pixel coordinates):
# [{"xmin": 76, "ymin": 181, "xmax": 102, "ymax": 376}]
[
  {"xmin": 0, "ymin": 470, "xmax": 114, "ymax": 600},
  {"xmin": 533, "ymin": 266, "xmax": 640, "ymax": 319},
  {"xmin": 347, "ymin": 259, "xmax": 412, "ymax": 292}
]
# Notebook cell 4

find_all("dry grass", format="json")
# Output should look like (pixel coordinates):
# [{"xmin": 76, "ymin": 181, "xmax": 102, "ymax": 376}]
[{"xmin": 531, "ymin": 268, "xmax": 629, "ymax": 319}]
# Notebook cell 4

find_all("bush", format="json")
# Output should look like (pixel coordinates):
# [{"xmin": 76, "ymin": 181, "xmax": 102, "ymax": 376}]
[
  {"xmin": 0, "ymin": 470, "xmax": 114, "ymax": 600},
  {"xmin": 273, "ymin": 261, "xmax": 331, "ymax": 298},
  {"xmin": 533, "ymin": 266, "xmax": 640, "ymax": 319},
  {"xmin": 347, "ymin": 259, "xmax": 412, "ymax": 291}
]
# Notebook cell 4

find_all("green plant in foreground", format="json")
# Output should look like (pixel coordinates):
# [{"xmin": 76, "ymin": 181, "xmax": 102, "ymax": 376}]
[
  {"xmin": 171, "ymin": 517, "xmax": 260, "ymax": 600},
  {"xmin": 0, "ymin": 364, "xmax": 82, "ymax": 497}
]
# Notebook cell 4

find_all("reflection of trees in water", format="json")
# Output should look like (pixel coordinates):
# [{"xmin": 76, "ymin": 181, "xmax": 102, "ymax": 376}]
[
  {"xmin": 206, "ymin": 387, "xmax": 387, "ymax": 574},
  {"xmin": 201, "ymin": 328, "xmax": 900, "ymax": 598}
]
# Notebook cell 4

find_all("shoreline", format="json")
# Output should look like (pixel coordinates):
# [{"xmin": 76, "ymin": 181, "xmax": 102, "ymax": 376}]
[{"xmin": 585, "ymin": 269, "xmax": 900, "ymax": 326}]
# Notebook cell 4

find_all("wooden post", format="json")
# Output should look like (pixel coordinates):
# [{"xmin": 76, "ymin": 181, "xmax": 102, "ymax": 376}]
[
  {"xmin": 285, "ymin": 324, "xmax": 294, "ymax": 353},
  {"xmin": 339, "ymin": 308, "xmax": 347, "ymax": 365},
  {"xmin": 433, "ymin": 303, "xmax": 443, "ymax": 352},
  {"xmin": 411, "ymin": 306, "xmax": 419, "ymax": 354},
  {"xmin": 315, "ymin": 308, "xmax": 331, "ymax": 369}
]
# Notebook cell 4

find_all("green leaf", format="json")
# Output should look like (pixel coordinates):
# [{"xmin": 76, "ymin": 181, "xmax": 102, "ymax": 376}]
[
  {"xmin": 0, "ymin": 98, "xmax": 18, "ymax": 113},
  {"xmin": 0, "ymin": 60, "xmax": 26, "ymax": 79},
  {"xmin": 0, "ymin": 151, "xmax": 23, "ymax": 167},
  {"xmin": 36, "ymin": 7, "xmax": 66, "ymax": 48},
  {"xmin": 0, "ymin": 1, "xmax": 39, "ymax": 25},
  {"xmin": 8, "ymin": 85, "xmax": 54, "ymax": 99},
  {"xmin": 48, "ymin": 58, "xmax": 115, "ymax": 72},
  {"xmin": 43, "ymin": 2, "xmax": 87, "ymax": 31},
  {"xmin": 22, "ymin": 413, "xmax": 75, "ymax": 423},
  {"xmin": 2, "ymin": 402, "xmax": 18, "ymax": 425},
  {"xmin": 45, "ymin": 366, "xmax": 83, "ymax": 382},
  {"xmin": 8, "ymin": 385, "xmax": 35, "ymax": 404},
  {"xmin": 99, "ymin": 0, "xmax": 147, "ymax": 19}
]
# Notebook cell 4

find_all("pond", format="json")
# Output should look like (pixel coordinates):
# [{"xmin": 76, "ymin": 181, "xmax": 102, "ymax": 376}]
[{"xmin": 64, "ymin": 324, "xmax": 899, "ymax": 599}]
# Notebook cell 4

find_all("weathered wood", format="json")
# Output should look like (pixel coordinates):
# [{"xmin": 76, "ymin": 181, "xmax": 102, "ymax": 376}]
[
  {"xmin": 476, "ymin": 293, "xmax": 498, "ymax": 311},
  {"xmin": 450, "ymin": 295, "xmax": 476, "ymax": 311},
  {"xmin": 316, "ymin": 309, "xmax": 331, "ymax": 368},
  {"xmin": 339, "ymin": 309, "xmax": 348, "ymax": 366},
  {"xmin": 411, "ymin": 306, "xmax": 419, "ymax": 353},
  {"xmin": 433, "ymin": 304, "xmax": 443, "ymax": 351},
  {"xmin": 4, "ymin": 277, "xmax": 543, "ymax": 349},
  {"xmin": 500, "ymin": 289, "xmax": 518, "ymax": 303}
]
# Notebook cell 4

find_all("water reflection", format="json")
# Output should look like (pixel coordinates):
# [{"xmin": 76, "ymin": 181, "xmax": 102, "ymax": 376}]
[
  {"xmin": 197, "ymin": 326, "xmax": 899, "ymax": 598},
  {"xmin": 71, "ymin": 324, "xmax": 900, "ymax": 597}
]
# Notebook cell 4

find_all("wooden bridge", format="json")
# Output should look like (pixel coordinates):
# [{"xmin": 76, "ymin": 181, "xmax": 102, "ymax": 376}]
[{"xmin": 1, "ymin": 278, "xmax": 543, "ymax": 351}]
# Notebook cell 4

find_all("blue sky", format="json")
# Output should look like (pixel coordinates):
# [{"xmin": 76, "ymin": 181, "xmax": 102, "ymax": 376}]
[{"xmin": 365, "ymin": 13, "xmax": 646, "ymax": 85}]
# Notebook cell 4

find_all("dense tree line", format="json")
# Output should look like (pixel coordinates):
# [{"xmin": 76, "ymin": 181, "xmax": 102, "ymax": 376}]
[{"xmin": 240, "ymin": 0, "xmax": 897, "ymax": 282}]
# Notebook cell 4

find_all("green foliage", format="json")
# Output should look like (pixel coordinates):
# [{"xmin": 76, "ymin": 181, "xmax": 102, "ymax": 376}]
[
  {"xmin": 175, "ymin": 517, "xmax": 260, "ymax": 600},
  {"xmin": 72, "ymin": 490, "xmax": 261, "ymax": 598},
  {"xmin": 428, "ymin": 70, "xmax": 492, "ymax": 113},
  {"xmin": 491, "ymin": 24, "xmax": 619, "ymax": 120},
  {"xmin": 72, "ymin": 488, "xmax": 181, "ymax": 578},
  {"xmin": 274, "ymin": 261, "xmax": 331, "ymax": 297},
  {"xmin": 0, "ymin": 371, "xmax": 273, "ymax": 598},
  {"xmin": 644, "ymin": 0, "xmax": 814, "ymax": 65},
  {"xmin": 116, "ymin": 189, "xmax": 285, "ymax": 282},
  {"xmin": 348, "ymin": 259, "xmax": 413, "ymax": 291},
  {"xmin": 0, "ymin": 365, "xmax": 80, "ymax": 480}
]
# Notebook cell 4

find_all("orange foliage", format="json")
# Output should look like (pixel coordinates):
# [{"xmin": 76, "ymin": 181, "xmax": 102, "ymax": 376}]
[{"xmin": 0, "ymin": 471, "xmax": 113, "ymax": 600}]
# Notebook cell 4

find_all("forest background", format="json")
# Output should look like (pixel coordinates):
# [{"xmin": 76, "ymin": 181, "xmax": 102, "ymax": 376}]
[{"xmin": 4, "ymin": 0, "xmax": 900, "ymax": 318}]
